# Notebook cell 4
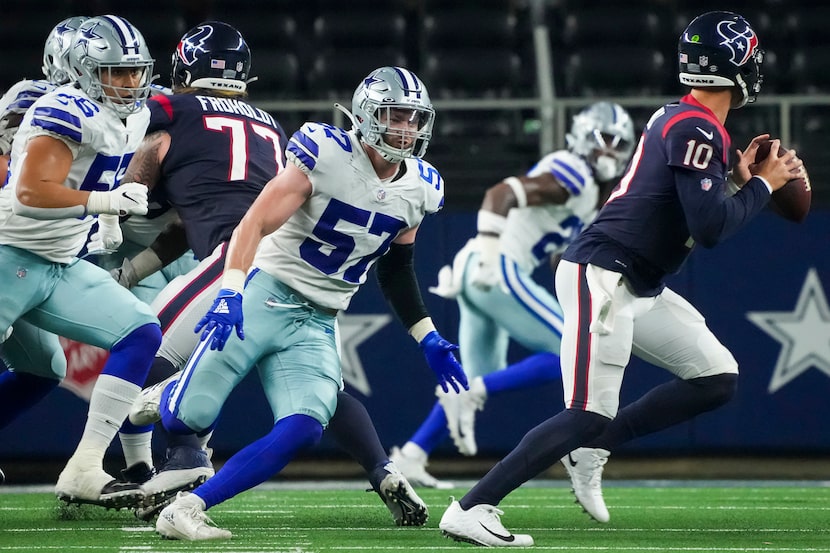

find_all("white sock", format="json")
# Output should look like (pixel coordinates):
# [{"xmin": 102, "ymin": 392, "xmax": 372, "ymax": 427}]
[
  {"xmin": 119, "ymin": 430, "xmax": 154, "ymax": 468},
  {"xmin": 180, "ymin": 491, "xmax": 207, "ymax": 510},
  {"xmin": 72, "ymin": 375, "xmax": 140, "ymax": 463},
  {"xmin": 401, "ymin": 441, "xmax": 428, "ymax": 463}
]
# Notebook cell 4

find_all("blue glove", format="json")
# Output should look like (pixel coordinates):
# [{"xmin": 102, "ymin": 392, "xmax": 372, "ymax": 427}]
[
  {"xmin": 194, "ymin": 289, "xmax": 244, "ymax": 351},
  {"xmin": 419, "ymin": 330, "xmax": 469, "ymax": 393}
]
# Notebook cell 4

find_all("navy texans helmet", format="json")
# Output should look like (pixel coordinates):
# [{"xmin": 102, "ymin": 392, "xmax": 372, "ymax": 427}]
[
  {"xmin": 678, "ymin": 11, "xmax": 764, "ymax": 108},
  {"xmin": 172, "ymin": 21, "xmax": 251, "ymax": 93}
]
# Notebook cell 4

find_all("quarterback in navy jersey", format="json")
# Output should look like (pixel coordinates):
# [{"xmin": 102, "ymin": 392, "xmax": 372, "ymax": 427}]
[
  {"xmin": 391, "ymin": 102, "xmax": 636, "ymax": 490},
  {"xmin": 439, "ymin": 11, "xmax": 804, "ymax": 547},
  {"xmin": 567, "ymin": 95, "xmax": 770, "ymax": 295}
]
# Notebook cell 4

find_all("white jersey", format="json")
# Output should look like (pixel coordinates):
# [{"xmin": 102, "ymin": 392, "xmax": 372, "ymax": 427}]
[
  {"xmin": 254, "ymin": 122, "xmax": 445, "ymax": 310},
  {"xmin": 0, "ymin": 84, "xmax": 150, "ymax": 263},
  {"xmin": 501, "ymin": 150, "xmax": 598, "ymax": 273},
  {"xmin": 0, "ymin": 79, "xmax": 57, "ymax": 153}
]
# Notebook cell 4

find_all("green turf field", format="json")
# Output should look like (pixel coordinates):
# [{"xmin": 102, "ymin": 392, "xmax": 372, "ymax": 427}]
[{"xmin": 1, "ymin": 482, "xmax": 829, "ymax": 551}]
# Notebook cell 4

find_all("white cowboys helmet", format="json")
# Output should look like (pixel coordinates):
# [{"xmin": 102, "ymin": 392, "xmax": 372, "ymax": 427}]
[
  {"xmin": 566, "ymin": 101, "xmax": 635, "ymax": 182},
  {"xmin": 68, "ymin": 15, "xmax": 154, "ymax": 118},
  {"xmin": 43, "ymin": 16, "xmax": 89, "ymax": 85},
  {"xmin": 350, "ymin": 66, "xmax": 435, "ymax": 162}
]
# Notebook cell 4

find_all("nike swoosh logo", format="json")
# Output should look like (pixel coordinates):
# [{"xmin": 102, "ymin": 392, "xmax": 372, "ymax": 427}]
[
  {"xmin": 567, "ymin": 453, "xmax": 578, "ymax": 467},
  {"xmin": 479, "ymin": 522, "xmax": 515, "ymax": 542},
  {"xmin": 121, "ymin": 191, "xmax": 140, "ymax": 204},
  {"xmin": 696, "ymin": 126, "xmax": 714, "ymax": 140}
]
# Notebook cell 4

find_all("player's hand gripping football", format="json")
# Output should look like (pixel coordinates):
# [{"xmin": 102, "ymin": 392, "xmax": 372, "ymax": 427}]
[
  {"xmin": 195, "ymin": 289, "xmax": 245, "ymax": 350},
  {"xmin": 419, "ymin": 330, "xmax": 469, "ymax": 393}
]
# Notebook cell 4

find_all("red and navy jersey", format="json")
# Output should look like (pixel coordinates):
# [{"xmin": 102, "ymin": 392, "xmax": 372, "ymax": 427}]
[
  {"xmin": 147, "ymin": 93, "xmax": 287, "ymax": 259},
  {"xmin": 564, "ymin": 95, "xmax": 770, "ymax": 296}
]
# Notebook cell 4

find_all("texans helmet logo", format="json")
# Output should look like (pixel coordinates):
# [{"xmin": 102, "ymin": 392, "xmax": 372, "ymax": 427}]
[
  {"xmin": 716, "ymin": 19, "xmax": 759, "ymax": 67},
  {"xmin": 177, "ymin": 24, "xmax": 213, "ymax": 66}
]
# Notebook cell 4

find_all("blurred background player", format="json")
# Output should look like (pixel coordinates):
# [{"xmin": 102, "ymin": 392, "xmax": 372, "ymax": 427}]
[
  {"xmin": 0, "ymin": 15, "xmax": 89, "ymax": 428},
  {"xmin": 391, "ymin": 102, "xmax": 635, "ymax": 489},
  {"xmin": 0, "ymin": 16, "xmax": 88, "ymax": 168},
  {"xmin": 148, "ymin": 66, "xmax": 466, "ymax": 540},
  {"xmin": 439, "ymin": 11, "xmax": 804, "ymax": 546},
  {"xmin": 0, "ymin": 15, "xmax": 161, "ymax": 508}
]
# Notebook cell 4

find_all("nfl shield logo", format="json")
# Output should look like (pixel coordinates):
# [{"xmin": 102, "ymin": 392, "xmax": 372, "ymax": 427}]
[
  {"xmin": 700, "ymin": 178, "xmax": 713, "ymax": 191},
  {"xmin": 16, "ymin": 267, "xmax": 26, "ymax": 278},
  {"xmin": 699, "ymin": 55, "xmax": 709, "ymax": 66}
]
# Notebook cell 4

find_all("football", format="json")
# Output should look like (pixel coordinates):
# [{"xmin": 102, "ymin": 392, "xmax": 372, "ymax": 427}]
[{"xmin": 753, "ymin": 139, "xmax": 811, "ymax": 223}]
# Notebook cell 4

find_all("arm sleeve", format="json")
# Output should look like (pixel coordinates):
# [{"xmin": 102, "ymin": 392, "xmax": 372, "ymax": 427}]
[
  {"xmin": 148, "ymin": 219, "xmax": 190, "ymax": 267},
  {"xmin": 676, "ymin": 167, "xmax": 770, "ymax": 248},
  {"xmin": 375, "ymin": 242, "xmax": 430, "ymax": 329}
]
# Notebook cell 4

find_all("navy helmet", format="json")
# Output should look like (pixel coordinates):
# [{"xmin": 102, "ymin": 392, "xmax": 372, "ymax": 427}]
[
  {"xmin": 172, "ymin": 21, "xmax": 251, "ymax": 93},
  {"xmin": 678, "ymin": 11, "xmax": 764, "ymax": 108}
]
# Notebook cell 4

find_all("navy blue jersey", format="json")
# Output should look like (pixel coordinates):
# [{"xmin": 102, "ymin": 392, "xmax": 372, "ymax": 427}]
[
  {"xmin": 564, "ymin": 95, "xmax": 770, "ymax": 296},
  {"xmin": 147, "ymin": 93, "xmax": 287, "ymax": 259}
]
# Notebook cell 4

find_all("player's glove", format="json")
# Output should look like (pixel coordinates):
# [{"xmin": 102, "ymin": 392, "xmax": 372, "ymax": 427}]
[
  {"xmin": 86, "ymin": 214, "xmax": 123, "ymax": 255},
  {"xmin": 194, "ymin": 288, "xmax": 245, "ymax": 351},
  {"xmin": 110, "ymin": 257, "xmax": 139, "ymax": 289},
  {"xmin": 86, "ymin": 182, "xmax": 149, "ymax": 216},
  {"xmin": 470, "ymin": 234, "xmax": 502, "ymax": 290},
  {"xmin": 419, "ymin": 330, "xmax": 469, "ymax": 394}
]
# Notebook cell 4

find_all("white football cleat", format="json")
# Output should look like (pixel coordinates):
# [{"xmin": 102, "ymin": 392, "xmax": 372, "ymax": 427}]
[
  {"xmin": 389, "ymin": 445, "xmax": 453, "ymax": 489},
  {"xmin": 376, "ymin": 463, "xmax": 428, "ymax": 526},
  {"xmin": 55, "ymin": 461, "xmax": 144, "ymax": 510},
  {"xmin": 156, "ymin": 491, "xmax": 231, "ymax": 540},
  {"xmin": 439, "ymin": 499, "xmax": 533, "ymax": 547},
  {"xmin": 561, "ymin": 447, "xmax": 611, "ymax": 523},
  {"xmin": 129, "ymin": 372, "xmax": 180, "ymax": 426}
]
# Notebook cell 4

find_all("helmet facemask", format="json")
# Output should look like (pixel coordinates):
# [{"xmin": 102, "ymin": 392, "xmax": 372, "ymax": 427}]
[
  {"xmin": 69, "ymin": 16, "xmax": 154, "ymax": 118},
  {"xmin": 351, "ymin": 66, "xmax": 435, "ymax": 162},
  {"xmin": 359, "ymin": 103, "xmax": 435, "ymax": 162},
  {"xmin": 94, "ymin": 63, "xmax": 154, "ymax": 117}
]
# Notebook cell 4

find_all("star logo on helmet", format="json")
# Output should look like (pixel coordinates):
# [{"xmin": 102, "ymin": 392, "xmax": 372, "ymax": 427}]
[
  {"xmin": 55, "ymin": 21, "xmax": 80, "ymax": 36},
  {"xmin": 74, "ymin": 23, "xmax": 104, "ymax": 56},
  {"xmin": 363, "ymin": 76, "xmax": 383, "ymax": 88}
]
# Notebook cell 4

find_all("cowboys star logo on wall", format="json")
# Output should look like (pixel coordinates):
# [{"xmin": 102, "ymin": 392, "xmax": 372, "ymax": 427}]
[
  {"xmin": 337, "ymin": 312, "xmax": 391, "ymax": 396},
  {"xmin": 747, "ymin": 268, "xmax": 830, "ymax": 392}
]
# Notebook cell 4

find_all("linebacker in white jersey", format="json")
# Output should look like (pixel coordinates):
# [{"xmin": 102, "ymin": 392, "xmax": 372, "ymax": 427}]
[
  {"xmin": 0, "ymin": 15, "xmax": 161, "ymax": 509},
  {"xmin": 150, "ymin": 66, "xmax": 467, "ymax": 541},
  {"xmin": 392, "ymin": 102, "xmax": 636, "ymax": 493}
]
